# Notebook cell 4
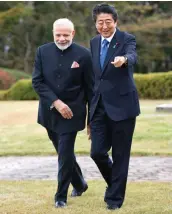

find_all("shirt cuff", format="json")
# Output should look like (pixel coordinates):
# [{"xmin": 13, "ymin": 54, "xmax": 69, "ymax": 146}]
[{"xmin": 50, "ymin": 103, "xmax": 54, "ymax": 110}]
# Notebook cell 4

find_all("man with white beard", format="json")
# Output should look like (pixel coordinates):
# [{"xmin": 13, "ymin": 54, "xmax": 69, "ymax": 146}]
[{"xmin": 32, "ymin": 18, "xmax": 94, "ymax": 208}]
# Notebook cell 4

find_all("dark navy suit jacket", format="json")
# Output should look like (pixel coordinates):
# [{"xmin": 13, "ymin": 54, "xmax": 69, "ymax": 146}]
[
  {"xmin": 90, "ymin": 29, "xmax": 140, "ymax": 121},
  {"xmin": 32, "ymin": 42, "xmax": 94, "ymax": 133}
]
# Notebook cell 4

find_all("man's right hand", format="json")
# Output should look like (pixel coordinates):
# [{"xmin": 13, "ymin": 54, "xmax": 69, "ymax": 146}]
[{"xmin": 53, "ymin": 99, "xmax": 73, "ymax": 119}]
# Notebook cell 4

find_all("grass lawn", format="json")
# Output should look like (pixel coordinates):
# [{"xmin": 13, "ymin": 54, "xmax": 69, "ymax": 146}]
[
  {"xmin": 0, "ymin": 100, "xmax": 172, "ymax": 156},
  {"xmin": 0, "ymin": 180, "xmax": 171, "ymax": 214}
]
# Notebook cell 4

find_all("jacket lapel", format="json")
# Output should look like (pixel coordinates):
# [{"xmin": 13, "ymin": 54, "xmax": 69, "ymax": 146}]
[{"xmin": 101, "ymin": 28, "xmax": 125, "ymax": 74}]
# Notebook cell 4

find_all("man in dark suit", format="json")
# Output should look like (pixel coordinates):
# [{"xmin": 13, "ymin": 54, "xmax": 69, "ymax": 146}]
[
  {"xmin": 89, "ymin": 4, "xmax": 140, "ymax": 210},
  {"xmin": 32, "ymin": 18, "xmax": 94, "ymax": 208}
]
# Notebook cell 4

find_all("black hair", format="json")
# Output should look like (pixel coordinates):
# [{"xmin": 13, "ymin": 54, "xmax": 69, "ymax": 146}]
[{"xmin": 92, "ymin": 3, "xmax": 118, "ymax": 23}]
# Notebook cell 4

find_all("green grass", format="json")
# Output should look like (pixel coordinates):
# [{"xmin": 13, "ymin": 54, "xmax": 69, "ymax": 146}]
[
  {"xmin": 0, "ymin": 180, "xmax": 171, "ymax": 214},
  {"xmin": 0, "ymin": 67, "xmax": 31, "ymax": 81},
  {"xmin": 0, "ymin": 100, "xmax": 172, "ymax": 156}
]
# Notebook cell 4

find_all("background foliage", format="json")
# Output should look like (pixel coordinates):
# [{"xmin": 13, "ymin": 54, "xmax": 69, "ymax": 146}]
[
  {"xmin": 0, "ymin": 1, "xmax": 171, "ymax": 74},
  {"xmin": 0, "ymin": 72, "xmax": 172, "ymax": 100}
]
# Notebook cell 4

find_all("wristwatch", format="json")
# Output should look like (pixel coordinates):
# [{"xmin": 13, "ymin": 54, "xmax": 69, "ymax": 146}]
[{"xmin": 124, "ymin": 55, "xmax": 128, "ymax": 65}]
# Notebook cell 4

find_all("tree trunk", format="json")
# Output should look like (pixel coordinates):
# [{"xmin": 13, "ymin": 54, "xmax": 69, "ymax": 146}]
[{"xmin": 24, "ymin": 32, "xmax": 32, "ymax": 73}]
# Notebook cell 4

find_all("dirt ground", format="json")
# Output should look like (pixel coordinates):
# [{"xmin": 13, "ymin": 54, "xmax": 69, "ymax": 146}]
[{"xmin": 0, "ymin": 101, "xmax": 39, "ymax": 125}]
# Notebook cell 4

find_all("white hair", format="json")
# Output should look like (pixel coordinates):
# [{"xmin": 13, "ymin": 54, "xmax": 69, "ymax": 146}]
[{"xmin": 53, "ymin": 18, "xmax": 74, "ymax": 31}]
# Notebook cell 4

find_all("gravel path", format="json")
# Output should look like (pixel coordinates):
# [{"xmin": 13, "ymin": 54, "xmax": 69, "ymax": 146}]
[{"xmin": 0, "ymin": 156, "xmax": 171, "ymax": 181}]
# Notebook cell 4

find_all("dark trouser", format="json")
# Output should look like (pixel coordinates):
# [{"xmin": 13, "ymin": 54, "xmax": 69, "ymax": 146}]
[
  {"xmin": 90, "ymin": 99, "xmax": 136, "ymax": 208},
  {"xmin": 47, "ymin": 129, "xmax": 86, "ymax": 202}
]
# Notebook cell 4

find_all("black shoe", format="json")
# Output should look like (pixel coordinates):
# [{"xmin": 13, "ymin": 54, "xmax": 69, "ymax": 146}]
[
  {"xmin": 104, "ymin": 186, "xmax": 110, "ymax": 202},
  {"xmin": 107, "ymin": 203, "xmax": 119, "ymax": 210},
  {"xmin": 71, "ymin": 184, "xmax": 88, "ymax": 197},
  {"xmin": 55, "ymin": 201, "xmax": 67, "ymax": 208}
]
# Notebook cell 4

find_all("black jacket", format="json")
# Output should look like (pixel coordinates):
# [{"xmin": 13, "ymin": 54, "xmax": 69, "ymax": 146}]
[
  {"xmin": 90, "ymin": 29, "xmax": 140, "ymax": 121},
  {"xmin": 32, "ymin": 42, "xmax": 94, "ymax": 133}
]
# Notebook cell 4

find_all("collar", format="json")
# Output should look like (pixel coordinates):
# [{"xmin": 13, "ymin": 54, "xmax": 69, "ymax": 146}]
[
  {"xmin": 101, "ymin": 29, "xmax": 116, "ymax": 44},
  {"xmin": 55, "ymin": 41, "xmax": 73, "ymax": 52}
]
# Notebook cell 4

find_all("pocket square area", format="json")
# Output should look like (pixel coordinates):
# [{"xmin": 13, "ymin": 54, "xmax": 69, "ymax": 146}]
[{"xmin": 71, "ymin": 61, "xmax": 80, "ymax": 68}]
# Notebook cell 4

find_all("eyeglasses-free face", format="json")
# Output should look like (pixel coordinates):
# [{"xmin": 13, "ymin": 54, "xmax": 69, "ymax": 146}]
[{"xmin": 96, "ymin": 13, "xmax": 117, "ymax": 38}]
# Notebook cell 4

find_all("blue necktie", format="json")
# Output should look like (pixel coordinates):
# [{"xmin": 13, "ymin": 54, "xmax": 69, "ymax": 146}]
[{"xmin": 100, "ymin": 39, "xmax": 109, "ymax": 69}]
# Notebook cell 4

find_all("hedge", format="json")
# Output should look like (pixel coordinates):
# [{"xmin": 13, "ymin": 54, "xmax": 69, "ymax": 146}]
[
  {"xmin": 0, "ymin": 72, "xmax": 172, "ymax": 100},
  {"xmin": 0, "ymin": 79, "xmax": 38, "ymax": 100},
  {"xmin": 135, "ymin": 72, "xmax": 172, "ymax": 99},
  {"xmin": 0, "ymin": 69, "xmax": 15, "ymax": 90},
  {"xmin": 0, "ymin": 90, "xmax": 8, "ymax": 100},
  {"xmin": 0, "ymin": 67, "xmax": 31, "ymax": 90}
]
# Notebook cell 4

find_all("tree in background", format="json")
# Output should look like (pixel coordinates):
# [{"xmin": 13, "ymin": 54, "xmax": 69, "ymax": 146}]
[{"xmin": 0, "ymin": 1, "xmax": 171, "ymax": 74}]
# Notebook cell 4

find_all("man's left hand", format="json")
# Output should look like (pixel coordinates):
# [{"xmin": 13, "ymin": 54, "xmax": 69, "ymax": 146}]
[{"xmin": 111, "ymin": 56, "xmax": 126, "ymax": 67}]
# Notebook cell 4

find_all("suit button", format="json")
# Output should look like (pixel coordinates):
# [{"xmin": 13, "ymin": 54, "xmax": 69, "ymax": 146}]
[
  {"xmin": 57, "ymin": 85, "xmax": 60, "ymax": 88},
  {"xmin": 59, "ymin": 64, "xmax": 62, "ymax": 66},
  {"xmin": 101, "ymin": 79, "xmax": 103, "ymax": 81}
]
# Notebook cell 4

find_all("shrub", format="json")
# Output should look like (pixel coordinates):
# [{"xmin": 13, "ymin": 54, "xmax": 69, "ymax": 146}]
[
  {"xmin": 0, "ymin": 90, "xmax": 7, "ymax": 100},
  {"xmin": 134, "ymin": 72, "xmax": 172, "ymax": 99},
  {"xmin": 0, "ymin": 69, "xmax": 15, "ymax": 89},
  {"xmin": 1, "ymin": 72, "xmax": 172, "ymax": 100},
  {"xmin": 0, "ymin": 67, "xmax": 31, "ymax": 81},
  {"xmin": 4, "ymin": 79, "xmax": 38, "ymax": 100}
]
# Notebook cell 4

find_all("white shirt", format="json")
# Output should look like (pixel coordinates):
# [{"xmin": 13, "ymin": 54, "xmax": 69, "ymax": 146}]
[{"xmin": 101, "ymin": 30, "xmax": 116, "ymax": 47}]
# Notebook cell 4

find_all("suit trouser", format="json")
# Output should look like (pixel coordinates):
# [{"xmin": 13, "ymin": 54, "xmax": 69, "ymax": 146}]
[
  {"xmin": 90, "ymin": 98, "xmax": 136, "ymax": 207},
  {"xmin": 47, "ymin": 129, "xmax": 86, "ymax": 202}
]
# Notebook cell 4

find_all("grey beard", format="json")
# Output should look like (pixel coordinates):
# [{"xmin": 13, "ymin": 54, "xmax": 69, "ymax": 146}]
[{"xmin": 54, "ymin": 40, "xmax": 72, "ymax": 51}]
